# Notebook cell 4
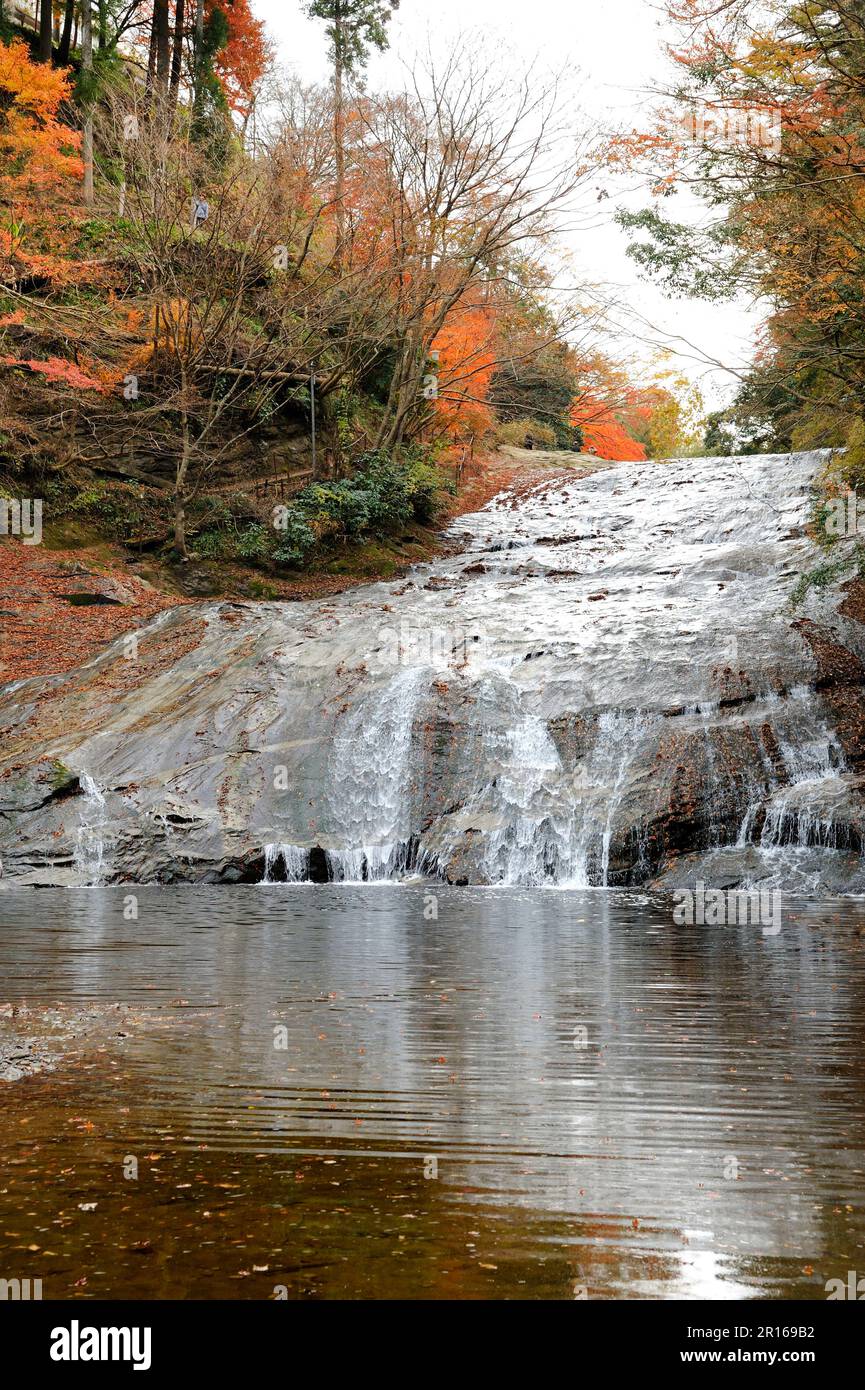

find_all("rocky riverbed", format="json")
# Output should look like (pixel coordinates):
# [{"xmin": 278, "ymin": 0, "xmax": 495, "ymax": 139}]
[
  {"xmin": 1, "ymin": 450, "xmax": 864, "ymax": 891},
  {"xmin": 0, "ymin": 1001, "xmax": 141, "ymax": 1082}
]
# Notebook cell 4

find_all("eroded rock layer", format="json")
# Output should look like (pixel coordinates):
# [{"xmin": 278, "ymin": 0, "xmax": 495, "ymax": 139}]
[{"xmin": 2, "ymin": 450, "xmax": 865, "ymax": 891}]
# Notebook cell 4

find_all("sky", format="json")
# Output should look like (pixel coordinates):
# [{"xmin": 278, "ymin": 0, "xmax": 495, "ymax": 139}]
[{"xmin": 255, "ymin": 0, "xmax": 761, "ymax": 408}]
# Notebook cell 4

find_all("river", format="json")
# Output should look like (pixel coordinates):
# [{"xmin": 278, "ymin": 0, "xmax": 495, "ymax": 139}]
[
  {"xmin": 1, "ymin": 884, "xmax": 864, "ymax": 1299},
  {"xmin": 3, "ymin": 449, "xmax": 865, "ymax": 1302}
]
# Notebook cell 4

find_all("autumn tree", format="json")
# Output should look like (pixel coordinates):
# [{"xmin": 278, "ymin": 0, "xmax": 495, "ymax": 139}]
[
  {"xmin": 91, "ymin": 83, "xmax": 401, "ymax": 553},
  {"xmin": 305, "ymin": 1, "xmax": 399, "ymax": 262},
  {"xmin": 0, "ymin": 37, "xmax": 82, "ymax": 240},
  {"xmin": 616, "ymin": 0, "xmax": 865, "ymax": 455},
  {"xmin": 351, "ymin": 51, "xmax": 597, "ymax": 451}
]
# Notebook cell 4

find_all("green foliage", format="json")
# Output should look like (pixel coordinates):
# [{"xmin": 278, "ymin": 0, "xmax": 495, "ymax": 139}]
[
  {"xmin": 235, "ymin": 523, "xmax": 270, "ymax": 559},
  {"xmin": 194, "ymin": 450, "xmax": 447, "ymax": 572},
  {"xmin": 616, "ymin": 209, "xmax": 737, "ymax": 301},
  {"xmin": 702, "ymin": 368, "xmax": 799, "ymax": 456},
  {"xmin": 305, "ymin": 1, "xmax": 396, "ymax": 75},
  {"xmin": 191, "ymin": 7, "xmax": 233, "ymax": 157},
  {"xmin": 67, "ymin": 482, "xmax": 159, "ymax": 541},
  {"xmin": 294, "ymin": 448, "xmax": 444, "ymax": 539},
  {"xmin": 790, "ymin": 553, "xmax": 861, "ymax": 607},
  {"xmin": 74, "ymin": 218, "xmax": 118, "ymax": 251},
  {"xmin": 334, "ymin": 389, "xmax": 358, "ymax": 451},
  {"xmin": 271, "ymin": 515, "xmax": 317, "ymax": 567},
  {"xmin": 841, "ymin": 418, "xmax": 865, "ymax": 490},
  {"xmin": 361, "ymin": 347, "xmax": 399, "ymax": 405},
  {"xmin": 489, "ymin": 346, "xmax": 582, "ymax": 450},
  {"xmin": 553, "ymin": 420, "xmax": 584, "ymax": 451}
]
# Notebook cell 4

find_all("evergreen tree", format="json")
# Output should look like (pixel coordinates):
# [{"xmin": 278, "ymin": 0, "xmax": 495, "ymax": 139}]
[{"xmin": 305, "ymin": 2, "xmax": 400, "ymax": 263}]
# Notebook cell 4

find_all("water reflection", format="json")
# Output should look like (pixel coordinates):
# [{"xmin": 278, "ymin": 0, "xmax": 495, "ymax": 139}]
[{"xmin": 1, "ymin": 885, "xmax": 864, "ymax": 1299}]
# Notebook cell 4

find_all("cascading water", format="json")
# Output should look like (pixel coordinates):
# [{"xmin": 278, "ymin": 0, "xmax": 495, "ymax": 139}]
[
  {"xmin": 755, "ymin": 688, "xmax": 847, "ymax": 854},
  {"xmin": 269, "ymin": 447, "xmax": 860, "ymax": 891},
  {"xmin": 4, "ymin": 448, "xmax": 864, "ymax": 891},
  {"xmin": 466, "ymin": 696, "xmax": 573, "ymax": 887},
  {"xmin": 74, "ymin": 773, "xmax": 107, "ymax": 885},
  {"xmin": 323, "ymin": 666, "xmax": 430, "ymax": 881},
  {"xmin": 262, "ymin": 844, "xmax": 309, "ymax": 883}
]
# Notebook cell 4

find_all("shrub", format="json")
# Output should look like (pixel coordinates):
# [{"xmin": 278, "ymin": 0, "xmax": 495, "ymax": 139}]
[
  {"xmin": 495, "ymin": 418, "xmax": 558, "ymax": 450},
  {"xmin": 67, "ymin": 481, "xmax": 158, "ymax": 540},
  {"xmin": 284, "ymin": 448, "xmax": 446, "ymax": 549},
  {"xmin": 189, "ymin": 450, "xmax": 447, "ymax": 572}
]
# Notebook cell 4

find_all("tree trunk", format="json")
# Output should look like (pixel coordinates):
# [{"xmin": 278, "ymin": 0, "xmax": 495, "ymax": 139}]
[
  {"xmin": 173, "ymin": 494, "xmax": 188, "ymax": 557},
  {"xmin": 374, "ymin": 353, "xmax": 404, "ymax": 449},
  {"xmin": 192, "ymin": 0, "xmax": 204, "ymax": 105},
  {"xmin": 380, "ymin": 335, "xmax": 427, "ymax": 451},
  {"xmin": 57, "ymin": 0, "xmax": 75, "ymax": 66},
  {"xmin": 174, "ymin": 414, "xmax": 191, "ymax": 559},
  {"xmin": 170, "ymin": 0, "xmax": 185, "ymax": 104},
  {"xmin": 154, "ymin": 0, "xmax": 171, "ymax": 92},
  {"xmin": 38, "ymin": 0, "xmax": 52, "ymax": 62},
  {"xmin": 334, "ymin": 55, "xmax": 345, "ymax": 263},
  {"xmin": 81, "ymin": 0, "xmax": 94, "ymax": 206}
]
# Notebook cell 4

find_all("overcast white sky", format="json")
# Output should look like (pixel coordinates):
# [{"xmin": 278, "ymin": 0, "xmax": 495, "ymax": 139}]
[{"xmin": 255, "ymin": 0, "xmax": 761, "ymax": 407}]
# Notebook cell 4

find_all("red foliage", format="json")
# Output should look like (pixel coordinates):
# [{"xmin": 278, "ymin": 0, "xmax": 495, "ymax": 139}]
[
  {"xmin": 1, "ymin": 356, "xmax": 106, "ymax": 392},
  {"xmin": 207, "ymin": 0, "xmax": 273, "ymax": 116},
  {"xmin": 432, "ymin": 300, "xmax": 497, "ymax": 441},
  {"xmin": 0, "ymin": 39, "xmax": 82, "ymax": 203},
  {"xmin": 571, "ymin": 396, "xmax": 647, "ymax": 460}
]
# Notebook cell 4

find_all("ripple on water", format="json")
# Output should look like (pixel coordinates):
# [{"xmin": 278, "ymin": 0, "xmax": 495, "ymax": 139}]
[{"xmin": 0, "ymin": 884, "xmax": 863, "ymax": 1298}]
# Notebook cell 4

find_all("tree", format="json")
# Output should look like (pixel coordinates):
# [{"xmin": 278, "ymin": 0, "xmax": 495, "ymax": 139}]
[
  {"xmin": 38, "ymin": 0, "xmax": 53, "ymax": 63},
  {"xmin": 627, "ymin": 365, "xmax": 706, "ymax": 459},
  {"xmin": 210, "ymin": 0, "xmax": 272, "ymax": 123},
  {"xmin": 570, "ymin": 396, "xmax": 646, "ymax": 461},
  {"xmin": 490, "ymin": 343, "xmax": 583, "ymax": 449},
  {"xmin": 305, "ymin": 1, "xmax": 398, "ymax": 263},
  {"xmin": 617, "ymin": 0, "xmax": 865, "ymax": 454},
  {"xmin": 352, "ymin": 52, "xmax": 595, "ymax": 450},
  {"xmin": 90, "ymin": 84, "xmax": 399, "ymax": 554},
  {"xmin": 170, "ymin": 0, "xmax": 185, "ymax": 105},
  {"xmin": 57, "ymin": 0, "xmax": 76, "ymax": 66},
  {"xmin": 153, "ymin": 0, "xmax": 171, "ymax": 94},
  {"xmin": 431, "ymin": 296, "xmax": 497, "ymax": 444},
  {"xmin": 0, "ymin": 37, "xmax": 82, "ymax": 211},
  {"xmin": 81, "ymin": 0, "xmax": 94, "ymax": 205}
]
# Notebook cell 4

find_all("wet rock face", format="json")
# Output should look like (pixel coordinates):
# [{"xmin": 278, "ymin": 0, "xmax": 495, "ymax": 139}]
[{"xmin": 2, "ymin": 449, "xmax": 865, "ymax": 891}]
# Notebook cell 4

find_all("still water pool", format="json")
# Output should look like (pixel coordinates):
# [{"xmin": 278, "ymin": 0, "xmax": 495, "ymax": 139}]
[{"xmin": 1, "ymin": 885, "xmax": 864, "ymax": 1299}]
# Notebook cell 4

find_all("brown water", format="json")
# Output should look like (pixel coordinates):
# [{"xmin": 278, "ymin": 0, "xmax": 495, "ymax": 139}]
[{"xmin": 1, "ymin": 885, "xmax": 864, "ymax": 1299}]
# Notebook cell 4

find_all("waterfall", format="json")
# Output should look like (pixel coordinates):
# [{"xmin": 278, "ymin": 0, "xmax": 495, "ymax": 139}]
[
  {"xmin": 74, "ymin": 773, "xmax": 107, "ymax": 885},
  {"xmin": 245, "ymin": 449, "xmax": 860, "ymax": 891},
  {"xmin": 262, "ymin": 844, "xmax": 310, "ymax": 883},
  {"xmin": 758, "ymin": 688, "xmax": 846, "ymax": 851},
  {"xmin": 473, "ymin": 703, "xmax": 571, "ymax": 886},
  {"xmin": 10, "ymin": 448, "xmax": 862, "ymax": 893},
  {"xmin": 323, "ymin": 666, "xmax": 430, "ymax": 882}
]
